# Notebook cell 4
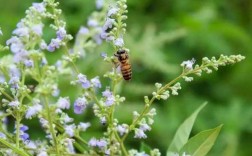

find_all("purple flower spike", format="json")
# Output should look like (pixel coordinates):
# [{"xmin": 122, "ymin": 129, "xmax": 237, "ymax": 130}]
[
  {"xmin": 74, "ymin": 97, "xmax": 87, "ymax": 114},
  {"xmin": 77, "ymin": 73, "xmax": 91, "ymax": 89}
]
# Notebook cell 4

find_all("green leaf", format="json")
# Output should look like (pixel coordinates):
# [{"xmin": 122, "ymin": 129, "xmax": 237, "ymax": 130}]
[
  {"xmin": 140, "ymin": 142, "xmax": 152, "ymax": 154},
  {"xmin": 167, "ymin": 102, "xmax": 207, "ymax": 156},
  {"xmin": 180, "ymin": 124, "xmax": 223, "ymax": 156}
]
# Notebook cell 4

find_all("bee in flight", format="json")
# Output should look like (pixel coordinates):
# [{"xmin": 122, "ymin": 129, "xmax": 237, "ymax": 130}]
[{"xmin": 114, "ymin": 49, "xmax": 132, "ymax": 81}]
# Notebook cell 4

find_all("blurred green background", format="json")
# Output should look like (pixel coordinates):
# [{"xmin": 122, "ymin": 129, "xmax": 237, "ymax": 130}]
[{"xmin": 0, "ymin": 0, "xmax": 252, "ymax": 155}]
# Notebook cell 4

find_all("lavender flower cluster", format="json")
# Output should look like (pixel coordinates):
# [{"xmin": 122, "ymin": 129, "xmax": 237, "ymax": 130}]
[{"xmin": 0, "ymin": 0, "xmax": 245, "ymax": 156}]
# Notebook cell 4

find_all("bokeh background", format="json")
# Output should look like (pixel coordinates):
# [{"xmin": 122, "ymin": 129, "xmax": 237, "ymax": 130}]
[{"xmin": 0, "ymin": 0, "xmax": 252, "ymax": 155}]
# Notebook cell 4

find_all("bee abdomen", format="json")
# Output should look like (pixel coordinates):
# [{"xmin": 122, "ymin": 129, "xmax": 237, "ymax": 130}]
[{"xmin": 121, "ymin": 64, "xmax": 132, "ymax": 80}]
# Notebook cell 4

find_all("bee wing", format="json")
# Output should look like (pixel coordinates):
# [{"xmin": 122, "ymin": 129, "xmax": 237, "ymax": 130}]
[{"xmin": 115, "ymin": 64, "xmax": 121, "ymax": 73}]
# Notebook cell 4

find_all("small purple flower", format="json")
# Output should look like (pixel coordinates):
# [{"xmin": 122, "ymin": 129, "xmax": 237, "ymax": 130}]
[
  {"xmin": 100, "ymin": 31, "xmax": 108, "ymax": 39},
  {"xmin": 97, "ymin": 138, "xmax": 107, "ymax": 148},
  {"xmin": 8, "ymin": 100, "xmax": 20, "ymax": 107},
  {"xmin": 100, "ymin": 116, "xmax": 107, "ymax": 125},
  {"xmin": 93, "ymin": 34, "xmax": 103, "ymax": 45},
  {"xmin": 74, "ymin": 97, "xmax": 87, "ymax": 114},
  {"xmin": 100, "ymin": 52, "xmax": 107, "ymax": 58},
  {"xmin": 9, "ymin": 76, "xmax": 20, "ymax": 89},
  {"xmin": 88, "ymin": 137, "xmax": 97, "ymax": 147},
  {"xmin": 25, "ymin": 103, "xmax": 42, "ymax": 119},
  {"xmin": 96, "ymin": 0, "xmax": 104, "ymax": 9},
  {"xmin": 100, "ymin": 30, "xmax": 115, "ymax": 41},
  {"xmin": 181, "ymin": 58, "xmax": 195, "ymax": 70},
  {"xmin": 102, "ymin": 89, "xmax": 115, "ymax": 106},
  {"xmin": 134, "ymin": 128, "xmax": 147, "ymax": 139},
  {"xmin": 6, "ymin": 36, "xmax": 24, "ymax": 53},
  {"xmin": 135, "ymin": 152, "xmax": 149, "ymax": 156},
  {"xmin": 37, "ymin": 151, "xmax": 47, "ymax": 156},
  {"xmin": 40, "ymin": 40, "xmax": 47, "ymax": 50},
  {"xmin": 13, "ymin": 24, "xmax": 29, "ymax": 37},
  {"xmin": 32, "ymin": 2, "xmax": 46, "ymax": 13},
  {"xmin": 88, "ymin": 19, "xmax": 99, "ymax": 27},
  {"xmin": 65, "ymin": 138, "xmax": 75, "ymax": 154},
  {"xmin": 78, "ymin": 122, "xmax": 91, "ymax": 131},
  {"xmin": 55, "ymin": 60, "xmax": 62, "ymax": 68},
  {"xmin": 57, "ymin": 97, "xmax": 70, "ymax": 110},
  {"xmin": 77, "ymin": 74, "xmax": 91, "ymax": 89},
  {"xmin": 47, "ymin": 38, "xmax": 61, "ymax": 52},
  {"xmin": 61, "ymin": 114, "xmax": 73, "ymax": 124},
  {"xmin": 41, "ymin": 57, "xmax": 48, "ymax": 66},
  {"xmin": 56, "ymin": 27, "xmax": 67, "ymax": 40},
  {"xmin": 102, "ymin": 18, "xmax": 115, "ymax": 31},
  {"xmin": 32, "ymin": 24, "xmax": 43, "ymax": 36},
  {"xmin": 88, "ymin": 137, "xmax": 107, "ymax": 149},
  {"xmin": 0, "ymin": 132, "xmax": 6, "ymax": 139},
  {"xmin": 19, "ymin": 125, "xmax": 29, "ymax": 141},
  {"xmin": 117, "ymin": 124, "xmax": 128, "ymax": 136},
  {"xmin": 13, "ymin": 49, "xmax": 29, "ymax": 63},
  {"xmin": 52, "ymin": 85, "xmax": 60, "ymax": 97},
  {"xmin": 65, "ymin": 124, "xmax": 76, "ymax": 137},
  {"xmin": 20, "ymin": 133, "xmax": 29, "ymax": 141},
  {"xmin": 102, "ymin": 89, "xmax": 112, "ymax": 97},
  {"xmin": 139, "ymin": 123, "xmax": 151, "ymax": 131},
  {"xmin": 25, "ymin": 140, "xmax": 37, "ymax": 149},
  {"xmin": 105, "ymin": 96, "xmax": 115, "ymax": 106},
  {"xmin": 107, "ymin": 36, "xmax": 115, "ymax": 41},
  {"xmin": 114, "ymin": 37, "xmax": 124, "ymax": 47},
  {"xmin": 0, "ymin": 74, "xmax": 5, "ymax": 83},
  {"xmin": 9, "ymin": 65, "xmax": 20, "ymax": 77},
  {"xmin": 107, "ymin": 7, "xmax": 119, "ymax": 17},
  {"xmin": 24, "ymin": 59, "xmax": 34, "ymax": 68},
  {"xmin": 78, "ymin": 27, "xmax": 89, "ymax": 35},
  {"xmin": 91, "ymin": 76, "xmax": 101, "ymax": 88},
  {"xmin": 39, "ymin": 118, "xmax": 48, "ymax": 128}
]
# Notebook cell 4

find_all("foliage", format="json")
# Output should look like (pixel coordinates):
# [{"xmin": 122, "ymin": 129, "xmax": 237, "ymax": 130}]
[{"xmin": 0, "ymin": 0, "xmax": 249, "ymax": 155}]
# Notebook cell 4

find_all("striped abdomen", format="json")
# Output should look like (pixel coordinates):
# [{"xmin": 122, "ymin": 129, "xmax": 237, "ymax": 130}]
[{"xmin": 121, "ymin": 61, "xmax": 132, "ymax": 81}]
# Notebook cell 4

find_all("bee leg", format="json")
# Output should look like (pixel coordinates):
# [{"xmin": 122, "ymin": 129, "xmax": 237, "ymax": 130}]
[
  {"xmin": 113, "ymin": 60, "xmax": 120, "ymax": 68},
  {"xmin": 114, "ymin": 53, "xmax": 119, "ymax": 57}
]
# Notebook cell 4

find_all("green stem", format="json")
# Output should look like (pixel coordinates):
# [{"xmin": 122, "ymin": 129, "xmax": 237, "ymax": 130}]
[
  {"xmin": 25, "ymin": 93, "xmax": 33, "ymax": 102},
  {"xmin": 123, "ymin": 61, "xmax": 219, "ymax": 141},
  {"xmin": 107, "ymin": 71, "xmax": 128, "ymax": 155},
  {"xmin": 0, "ymin": 90, "xmax": 13, "ymax": 101},
  {"xmin": 0, "ymin": 138, "xmax": 30, "ymax": 156},
  {"xmin": 122, "ymin": 73, "xmax": 184, "ymax": 142},
  {"xmin": 90, "ymin": 90, "xmax": 103, "ymax": 110},
  {"xmin": 15, "ymin": 114, "xmax": 20, "ymax": 148},
  {"xmin": 63, "ymin": 46, "xmax": 79, "ymax": 74},
  {"xmin": 44, "ymin": 96, "xmax": 60, "ymax": 155},
  {"xmin": 15, "ymin": 95, "xmax": 25, "ymax": 148},
  {"xmin": 114, "ymin": 131, "xmax": 128, "ymax": 156},
  {"xmin": 55, "ymin": 122, "xmax": 88, "ymax": 153}
]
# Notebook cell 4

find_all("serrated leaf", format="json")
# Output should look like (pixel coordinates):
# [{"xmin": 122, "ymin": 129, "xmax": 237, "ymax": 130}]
[
  {"xmin": 180, "ymin": 124, "xmax": 223, "ymax": 156},
  {"xmin": 167, "ymin": 102, "xmax": 207, "ymax": 156}
]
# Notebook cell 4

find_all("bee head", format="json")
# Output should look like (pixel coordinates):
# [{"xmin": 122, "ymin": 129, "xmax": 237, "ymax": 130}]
[{"xmin": 117, "ymin": 49, "xmax": 126, "ymax": 54}]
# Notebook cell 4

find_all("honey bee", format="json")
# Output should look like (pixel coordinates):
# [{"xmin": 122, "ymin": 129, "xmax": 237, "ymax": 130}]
[{"xmin": 114, "ymin": 49, "xmax": 132, "ymax": 81}]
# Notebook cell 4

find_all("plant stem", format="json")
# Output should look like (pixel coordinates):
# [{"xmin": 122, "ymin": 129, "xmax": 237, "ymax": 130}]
[
  {"xmin": 114, "ymin": 131, "xmax": 128, "ymax": 156},
  {"xmin": 0, "ymin": 138, "xmax": 30, "ymax": 156},
  {"xmin": 15, "ymin": 95, "xmax": 25, "ymax": 148},
  {"xmin": 63, "ymin": 46, "xmax": 79, "ymax": 74},
  {"xmin": 0, "ymin": 90, "xmax": 13, "ymax": 101},
  {"xmin": 44, "ymin": 96, "xmax": 60, "ymax": 155},
  {"xmin": 15, "ymin": 113, "xmax": 20, "ymax": 148},
  {"xmin": 123, "ymin": 61, "xmax": 220, "ymax": 141}
]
